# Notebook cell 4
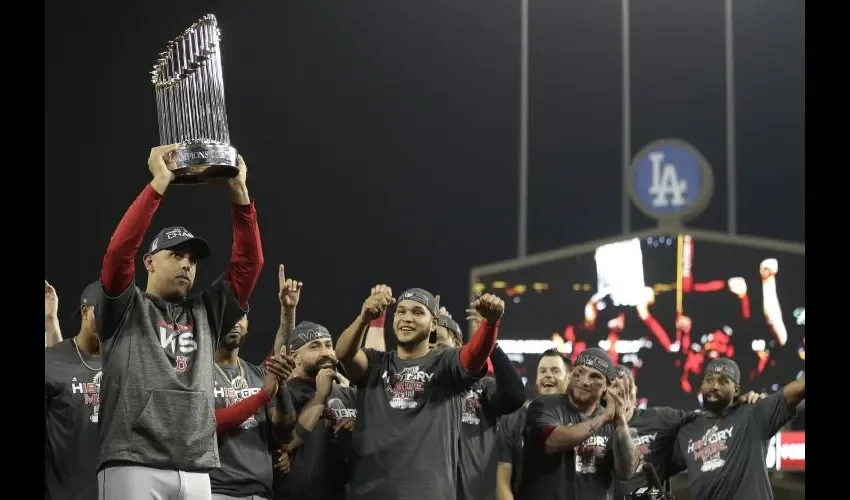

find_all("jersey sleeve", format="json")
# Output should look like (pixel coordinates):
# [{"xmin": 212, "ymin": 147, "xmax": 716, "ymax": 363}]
[
  {"xmin": 94, "ymin": 281, "xmax": 136, "ymax": 342},
  {"xmin": 357, "ymin": 348, "xmax": 387, "ymax": 388},
  {"xmin": 198, "ymin": 273, "xmax": 249, "ymax": 343},
  {"xmin": 498, "ymin": 412, "xmax": 519, "ymax": 464},
  {"xmin": 751, "ymin": 390, "xmax": 796, "ymax": 439},
  {"xmin": 433, "ymin": 347, "xmax": 478, "ymax": 386},
  {"xmin": 525, "ymin": 397, "xmax": 563, "ymax": 451}
]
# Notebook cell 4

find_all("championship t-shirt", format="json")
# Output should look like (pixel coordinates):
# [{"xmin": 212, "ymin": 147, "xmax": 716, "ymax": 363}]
[
  {"xmin": 274, "ymin": 378, "xmax": 358, "ymax": 500},
  {"xmin": 518, "ymin": 395, "xmax": 619, "ymax": 500},
  {"xmin": 611, "ymin": 407, "xmax": 693, "ymax": 500},
  {"xmin": 672, "ymin": 391, "xmax": 796, "ymax": 500},
  {"xmin": 458, "ymin": 376, "xmax": 500, "ymax": 500},
  {"xmin": 210, "ymin": 360, "xmax": 275, "ymax": 500},
  {"xmin": 45, "ymin": 338, "xmax": 103, "ymax": 500},
  {"xmin": 94, "ymin": 276, "xmax": 246, "ymax": 471},
  {"xmin": 498, "ymin": 405, "xmax": 528, "ymax": 497},
  {"xmin": 348, "ymin": 347, "xmax": 474, "ymax": 500}
]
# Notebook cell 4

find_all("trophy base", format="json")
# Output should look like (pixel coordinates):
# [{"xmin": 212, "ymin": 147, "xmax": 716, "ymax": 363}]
[{"xmin": 171, "ymin": 140, "xmax": 239, "ymax": 185}]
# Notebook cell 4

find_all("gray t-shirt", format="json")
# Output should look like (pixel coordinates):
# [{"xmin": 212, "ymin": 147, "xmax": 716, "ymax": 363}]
[
  {"xmin": 348, "ymin": 347, "xmax": 473, "ymax": 500},
  {"xmin": 94, "ymin": 275, "xmax": 246, "ymax": 472},
  {"xmin": 519, "ymin": 395, "xmax": 618, "ymax": 500},
  {"xmin": 498, "ymin": 405, "xmax": 528, "ymax": 497},
  {"xmin": 45, "ymin": 339, "xmax": 102, "ymax": 500},
  {"xmin": 672, "ymin": 391, "xmax": 796, "ymax": 500},
  {"xmin": 611, "ymin": 407, "xmax": 693, "ymax": 500},
  {"xmin": 458, "ymin": 376, "xmax": 500, "ymax": 500},
  {"xmin": 273, "ymin": 379, "xmax": 358, "ymax": 500},
  {"xmin": 210, "ymin": 360, "xmax": 275, "ymax": 499}
]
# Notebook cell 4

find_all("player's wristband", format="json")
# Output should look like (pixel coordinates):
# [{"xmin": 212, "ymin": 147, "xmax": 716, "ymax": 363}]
[{"xmin": 369, "ymin": 313, "xmax": 385, "ymax": 328}]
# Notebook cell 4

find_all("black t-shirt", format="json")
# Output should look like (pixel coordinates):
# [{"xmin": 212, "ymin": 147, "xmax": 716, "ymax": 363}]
[
  {"xmin": 45, "ymin": 339, "xmax": 102, "ymax": 500},
  {"xmin": 498, "ymin": 405, "xmax": 528, "ymax": 497},
  {"xmin": 209, "ymin": 360, "xmax": 275, "ymax": 499},
  {"xmin": 274, "ymin": 378, "xmax": 358, "ymax": 500},
  {"xmin": 458, "ymin": 376, "xmax": 500, "ymax": 500},
  {"xmin": 611, "ymin": 407, "xmax": 692, "ymax": 500},
  {"xmin": 349, "ymin": 347, "xmax": 474, "ymax": 500},
  {"xmin": 518, "ymin": 395, "xmax": 618, "ymax": 500},
  {"xmin": 672, "ymin": 391, "xmax": 796, "ymax": 500}
]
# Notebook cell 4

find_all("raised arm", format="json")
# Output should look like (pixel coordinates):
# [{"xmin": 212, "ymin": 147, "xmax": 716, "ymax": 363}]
[
  {"xmin": 783, "ymin": 372, "xmax": 805, "ymax": 408},
  {"xmin": 273, "ymin": 265, "xmax": 302, "ymax": 356},
  {"xmin": 487, "ymin": 345, "xmax": 526, "ymax": 415},
  {"xmin": 220, "ymin": 156, "xmax": 264, "ymax": 307},
  {"xmin": 459, "ymin": 294, "xmax": 504, "ymax": 373},
  {"xmin": 335, "ymin": 285, "xmax": 394, "ymax": 383},
  {"xmin": 44, "ymin": 281, "xmax": 62, "ymax": 349},
  {"xmin": 364, "ymin": 312, "xmax": 387, "ymax": 351},
  {"xmin": 608, "ymin": 379, "xmax": 640, "ymax": 479},
  {"xmin": 101, "ymin": 145, "xmax": 177, "ymax": 296},
  {"xmin": 96, "ymin": 146, "xmax": 177, "ymax": 339}
]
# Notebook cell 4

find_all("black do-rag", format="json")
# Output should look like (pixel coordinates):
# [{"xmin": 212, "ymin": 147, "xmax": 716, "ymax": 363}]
[
  {"xmin": 288, "ymin": 321, "xmax": 332, "ymax": 352},
  {"xmin": 575, "ymin": 347, "xmax": 615, "ymax": 380},
  {"xmin": 704, "ymin": 357, "xmax": 741, "ymax": 386}
]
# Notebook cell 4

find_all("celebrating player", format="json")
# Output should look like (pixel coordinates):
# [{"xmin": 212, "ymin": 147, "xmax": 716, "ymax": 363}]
[
  {"xmin": 275, "ymin": 321, "xmax": 358, "ymax": 500},
  {"xmin": 496, "ymin": 349, "xmax": 572, "ymax": 500},
  {"xmin": 45, "ymin": 281, "xmax": 102, "ymax": 500},
  {"xmin": 210, "ymin": 314, "xmax": 294, "ymax": 500},
  {"xmin": 671, "ymin": 359, "xmax": 804, "ymax": 499},
  {"xmin": 93, "ymin": 145, "xmax": 264, "ymax": 500},
  {"xmin": 335, "ymin": 286, "xmax": 503, "ymax": 500},
  {"xmin": 438, "ymin": 306, "xmax": 525, "ymax": 500},
  {"xmin": 518, "ymin": 347, "xmax": 639, "ymax": 500}
]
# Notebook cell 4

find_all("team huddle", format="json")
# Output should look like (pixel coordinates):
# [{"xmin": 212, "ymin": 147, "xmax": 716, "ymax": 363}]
[{"xmin": 45, "ymin": 145, "xmax": 805, "ymax": 500}]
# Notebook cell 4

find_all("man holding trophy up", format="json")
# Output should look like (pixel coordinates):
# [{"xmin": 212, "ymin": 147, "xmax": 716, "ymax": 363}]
[{"xmin": 91, "ymin": 14, "xmax": 268, "ymax": 500}]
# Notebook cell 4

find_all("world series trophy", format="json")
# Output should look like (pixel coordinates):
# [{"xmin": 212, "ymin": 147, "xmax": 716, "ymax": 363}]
[{"xmin": 150, "ymin": 14, "xmax": 238, "ymax": 184}]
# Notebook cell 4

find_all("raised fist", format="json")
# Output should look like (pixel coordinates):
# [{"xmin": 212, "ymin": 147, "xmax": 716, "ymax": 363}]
[
  {"xmin": 361, "ymin": 285, "xmax": 395, "ymax": 322},
  {"xmin": 470, "ymin": 294, "xmax": 505, "ymax": 325}
]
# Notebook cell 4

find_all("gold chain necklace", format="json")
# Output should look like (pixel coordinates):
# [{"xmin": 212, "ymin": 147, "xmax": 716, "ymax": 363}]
[
  {"xmin": 73, "ymin": 338, "xmax": 102, "ymax": 372},
  {"xmin": 215, "ymin": 359, "xmax": 248, "ymax": 390}
]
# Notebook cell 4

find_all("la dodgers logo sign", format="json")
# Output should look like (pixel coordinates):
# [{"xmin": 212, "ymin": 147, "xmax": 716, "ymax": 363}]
[{"xmin": 628, "ymin": 139, "xmax": 714, "ymax": 225}]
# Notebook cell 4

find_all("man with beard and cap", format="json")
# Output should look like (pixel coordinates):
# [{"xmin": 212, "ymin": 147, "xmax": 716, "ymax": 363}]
[
  {"xmin": 434, "ymin": 307, "xmax": 526, "ymax": 500},
  {"xmin": 671, "ymin": 358, "xmax": 805, "ymax": 500},
  {"xmin": 210, "ymin": 314, "xmax": 295, "ymax": 500},
  {"xmin": 335, "ymin": 286, "xmax": 504, "ymax": 500},
  {"xmin": 518, "ymin": 347, "xmax": 639, "ymax": 500},
  {"xmin": 94, "ymin": 145, "xmax": 264, "ymax": 500},
  {"xmin": 496, "ymin": 349, "xmax": 572, "ymax": 500},
  {"xmin": 274, "ymin": 321, "xmax": 358, "ymax": 500},
  {"xmin": 45, "ymin": 281, "xmax": 103, "ymax": 500},
  {"xmin": 607, "ymin": 365, "xmax": 766, "ymax": 500}
]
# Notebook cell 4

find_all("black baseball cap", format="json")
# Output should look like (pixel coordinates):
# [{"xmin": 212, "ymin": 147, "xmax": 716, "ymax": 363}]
[
  {"xmin": 73, "ymin": 281, "xmax": 101, "ymax": 317},
  {"xmin": 438, "ymin": 314, "xmax": 464, "ymax": 344},
  {"xmin": 146, "ymin": 226, "xmax": 211, "ymax": 260}
]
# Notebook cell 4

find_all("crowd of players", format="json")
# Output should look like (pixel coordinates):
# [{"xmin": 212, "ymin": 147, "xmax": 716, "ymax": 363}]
[{"xmin": 45, "ymin": 145, "xmax": 806, "ymax": 500}]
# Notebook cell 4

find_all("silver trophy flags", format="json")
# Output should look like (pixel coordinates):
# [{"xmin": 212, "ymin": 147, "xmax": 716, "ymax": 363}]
[{"xmin": 151, "ymin": 14, "xmax": 238, "ymax": 184}]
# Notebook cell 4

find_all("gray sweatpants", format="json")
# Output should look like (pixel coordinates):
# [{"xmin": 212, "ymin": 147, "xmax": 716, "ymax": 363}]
[{"xmin": 97, "ymin": 465, "xmax": 211, "ymax": 500}]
